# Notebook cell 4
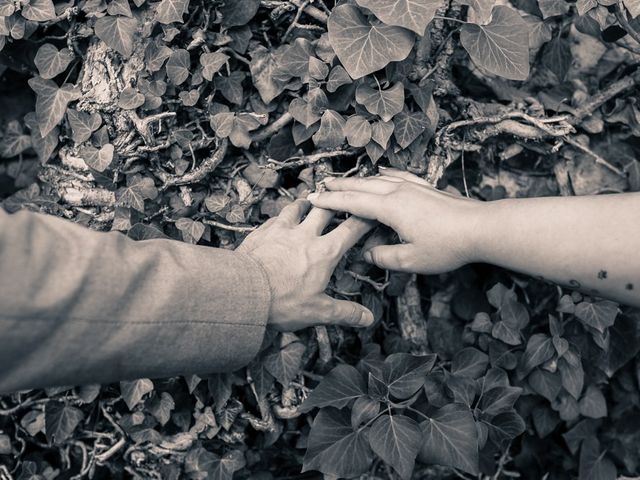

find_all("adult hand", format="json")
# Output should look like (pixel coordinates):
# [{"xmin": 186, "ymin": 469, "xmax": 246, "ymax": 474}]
[
  {"xmin": 237, "ymin": 199, "xmax": 375, "ymax": 331},
  {"xmin": 307, "ymin": 168, "xmax": 484, "ymax": 274}
]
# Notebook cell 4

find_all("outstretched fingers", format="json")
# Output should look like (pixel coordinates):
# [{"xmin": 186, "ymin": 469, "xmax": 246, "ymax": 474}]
[
  {"xmin": 277, "ymin": 199, "xmax": 311, "ymax": 226},
  {"xmin": 323, "ymin": 176, "xmax": 400, "ymax": 194},
  {"xmin": 323, "ymin": 215, "xmax": 376, "ymax": 257},
  {"xmin": 300, "ymin": 207, "xmax": 335, "ymax": 235},
  {"xmin": 307, "ymin": 191, "xmax": 390, "ymax": 223}
]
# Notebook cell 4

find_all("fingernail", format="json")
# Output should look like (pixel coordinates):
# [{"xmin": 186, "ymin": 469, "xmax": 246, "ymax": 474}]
[
  {"xmin": 378, "ymin": 166, "xmax": 388, "ymax": 170},
  {"xmin": 307, "ymin": 192, "xmax": 319, "ymax": 201},
  {"xmin": 363, "ymin": 250, "xmax": 372, "ymax": 263},
  {"xmin": 324, "ymin": 177, "xmax": 335, "ymax": 183},
  {"xmin": 360, "ymin": 310, "xmax": 374, "ymax": 327}
]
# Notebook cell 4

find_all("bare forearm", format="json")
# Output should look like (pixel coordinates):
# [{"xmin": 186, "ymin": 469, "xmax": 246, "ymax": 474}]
[{"xmin": 474, "ymin": 194, "xmax": 640, "ymax": 307}]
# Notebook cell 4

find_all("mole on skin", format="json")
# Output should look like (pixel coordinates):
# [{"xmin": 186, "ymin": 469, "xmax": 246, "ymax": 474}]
[{"xmin": 597, "ymin": 270, "xmax": 608, "ymax": 280}]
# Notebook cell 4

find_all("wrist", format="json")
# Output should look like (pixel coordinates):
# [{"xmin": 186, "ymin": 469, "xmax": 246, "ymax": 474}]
[{"xmin": 462, "ymin": 199, "xmax": 499, "ymax": 264}]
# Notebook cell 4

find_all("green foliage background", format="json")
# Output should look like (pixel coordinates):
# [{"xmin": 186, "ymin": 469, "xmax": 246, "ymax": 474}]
[{"xmin": 1, "ymin": 0, "xmax": 640, "ymax": 479}]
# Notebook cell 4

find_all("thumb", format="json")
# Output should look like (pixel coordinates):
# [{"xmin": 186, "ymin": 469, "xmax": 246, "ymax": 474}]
[
  {"xmin": 320, "ymin": 295, "xmax": 374, "ymax": 328},
  {"xmin": 363, "ymin": 244, "xmax": 415, "ymax": 272}
]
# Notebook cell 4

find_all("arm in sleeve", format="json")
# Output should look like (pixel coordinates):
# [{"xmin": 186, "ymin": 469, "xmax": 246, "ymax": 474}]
[{"xmin": 0, "ymin": 209, "xmax": 271, "ymax": 393}]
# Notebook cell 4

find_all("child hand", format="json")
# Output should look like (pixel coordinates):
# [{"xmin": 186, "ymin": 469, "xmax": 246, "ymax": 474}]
[{"xmin": 308, "ymin": 168, "xmax": 484, "ymax": 274}]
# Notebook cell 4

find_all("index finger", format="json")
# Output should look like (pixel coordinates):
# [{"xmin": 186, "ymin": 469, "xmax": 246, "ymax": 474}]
[{"xmin": 307, "ymin": 191, "xmax": 392, "ymax": 224}]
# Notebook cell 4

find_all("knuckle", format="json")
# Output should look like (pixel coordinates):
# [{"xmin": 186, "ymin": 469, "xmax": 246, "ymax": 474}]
[{"xmin": 316, "ymin": 240, "xmax": 341, "ymax": 258}]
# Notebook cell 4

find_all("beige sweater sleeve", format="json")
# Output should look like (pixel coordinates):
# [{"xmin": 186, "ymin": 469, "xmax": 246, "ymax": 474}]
[{"xmin": 0, "ymin": 209, "xmax": 271, "ymax": 393}]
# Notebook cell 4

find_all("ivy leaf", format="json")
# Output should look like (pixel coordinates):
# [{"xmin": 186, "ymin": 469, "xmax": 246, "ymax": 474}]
[
  {"xmin": 355, "ymin": 82, "xmax": 405, "ymax": 122},
  {"xmin": 205, "ymin": 192, "xmax": 231, "ymax": 212},
  {"xmin": 371, "ymin": 120, "xmax": 394, "ymax": 149},
  {"xmin": 578, "ymin": 385, "xmax": 607, "ymax": 419},
  {"xmin": 21, "ymin": 0, "xmax": 55, "ymax": 21},
  {"xmin": 219, "ymin": 0, "xmax": 260, "ymax": 27},
  {"xmin": 24, "ymin": 112, "xmax": 58, "ymax": 163},
  {"xmin": 525, "ymin": 14, "xmax": 553, "ymax": 50},
  {"xmin": 120, "ymin": 378, "xmax": 154, "ymax": 409},
  {"xmin": 145, "ymin": 38, "xmax": 173, "ymax": 72},
  {"xmin": 248, "ymin": 359, "xmax": 275, "ymax": 400},
  {"xmin": 0, "ymin": 0, "xmax": 14, "ymax": 16},
  {"xmin": 94, "ymin": 15, "xmax": 138, "ymax": 57},
  {"xmin": 302, "ymin": 408, "xmax": 375, "ymax": 478},
  {"xmin": 500, "ymin": 297, "xmax": 529, "ymax": 329},
  {"xmin": 563, "ymin": 419, "xmax": 597, "ymax": 454},
  {"xmin": 148, "ymin": 392, "xmax": 175, "ymax": 426},
  {"xmin": 308, "ymin": 56, "xmax": 329, "ymax": 80},
  {"xmin": 392, "ymin": 108, "xmax": 430, "ymax": 149},
  {"xmin": 185, "ymin": 447, "xmax": 246, "ymax": 479},
  {"xmin": 289, "ymin": 88, "xmax": 328, "ymax": 128},
  {"xmin": 351, "ymin": 396, "xmax": 380, "ymax": 429},
  {"xmin": 518, "ymin": 333, "xmax": 555, "ymax": 377},
  {"xmin": 460, "ymin": 6, "xmax": 530, "ymax": 81},
  {"xmin": 263, "ymin": 341, "xmax": 306, "ymax": 386},
  {"xmin": 200, "ymin": 51, "xmax": 228, "ymax": 81},
  {"xmin": 274, "ymin": 38, "xmax": 315, "ymax": 79},
  {"xmin": 485, "ymin": 410, "xmax": 526, "ymax": 448},
  {"xmin": 166, "ymin": 49, "xmax": 190, "ymax": 85},
  {"xmin": 460, "ymin": 0, "xmax": 494, "ymax": 24},
  {"xmin": 381, "ymin": 353, "xmax": 437, "ymax": 399},
  {"xmin": 0, "ymin": 122, "xmax": 31, "ymax": 158},
  {"xmin": 451, "ymin": 347, "xmax": 488, "ymax": 379},
  {"xmin": 116, "ymin": 175, "xmax": 158, "ymax": 212},
  {"xmin": 528, "ymin": 369, "xmax": 561, "ymax": 402},
  {"xmin": 327, "ymin": 65, "xmax": 352, "ymax": 93},
  {"xmin": 445, "ymin": 374, "xmax": 477, "ymax": 406},
  {"xmin": 216, "ymin": 71, "xmax": 245, "ymax": 105},
  {"xmin": 369, "ymin": 414, "xmax": 422, "ymax": 480},
  {"xmin": 575, "ymin": 300, "xmax": 619, "ymax": 334},
  {"xmin": 559, "ymin": 355, "xmax": 584, "ymax": 399},
  {"xmin": 541, "ymin": 36, "xmax": 572, "ymax": 82},
  {"xmin": 249, "ymin": 45, "xmax": 289, "ymax": 103},
  {"xmin": 67, "ymin": 109, "xmax": 102, "ymax": 143},
  {"xmin": 45, "ymin": 402, "xmax": 84, "ymax": 445},
  {"xmin": 419, "ymin": 403, "xmax": 479, "ymax": 475},
  {"xmin": 107, "ymin": 0, "xmax": 133, "ymax": 17},
  {"xmin": 34, "ymin": 44, "xmax": 73, "ymax": 80},
  {"xmin": 176, "ymin": 217, "xmax": 205, "ymax": 244},
  {"xmin": 118, "ymin": 86, "xmax": 145, "ymax": 110},
  {"xmin": 368, "ymin": 371, "xmax": 388, "ymax": 400},
  {"xmin": 81, "ymin": 143, "xmax": 115, "ymax": 172},
  {"xmin": 300, "ymin": 364, "xmax": 366, "ymax": 412},
  {"xmin": 479, "ymin": 386, "xmax": 522, "ymax": 416},
  {"xmin": 538, "ymin": 0, "xmax": 570, "ymax": 18},
  {"xmin": 28, "ymin": 76, "xmax": 81, "ymax": 137},
  {"xmin": 579, "ymin": 438, "xmax": 617, "ymax": 480},
  {"xmin": 312, "ymin": 109, "xmax": 346, "ymax": 148},
  {"xmin": 345, "ymin": 115, "xmax": 372, "ymax": 148},
  {"xmin": 492, "ymin": 320, "xmax": 521, "ymax": 345},
  {"xmin": 327, "ymin": 4, "xmax": 414, "ymax": 79},
  {"xmin": 155, "ymin": 0, "xmax": 190, "ymax": 24},
  {"xmin": 355, "ymin": 0, "xmax": 442, "ymax": 35}
]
